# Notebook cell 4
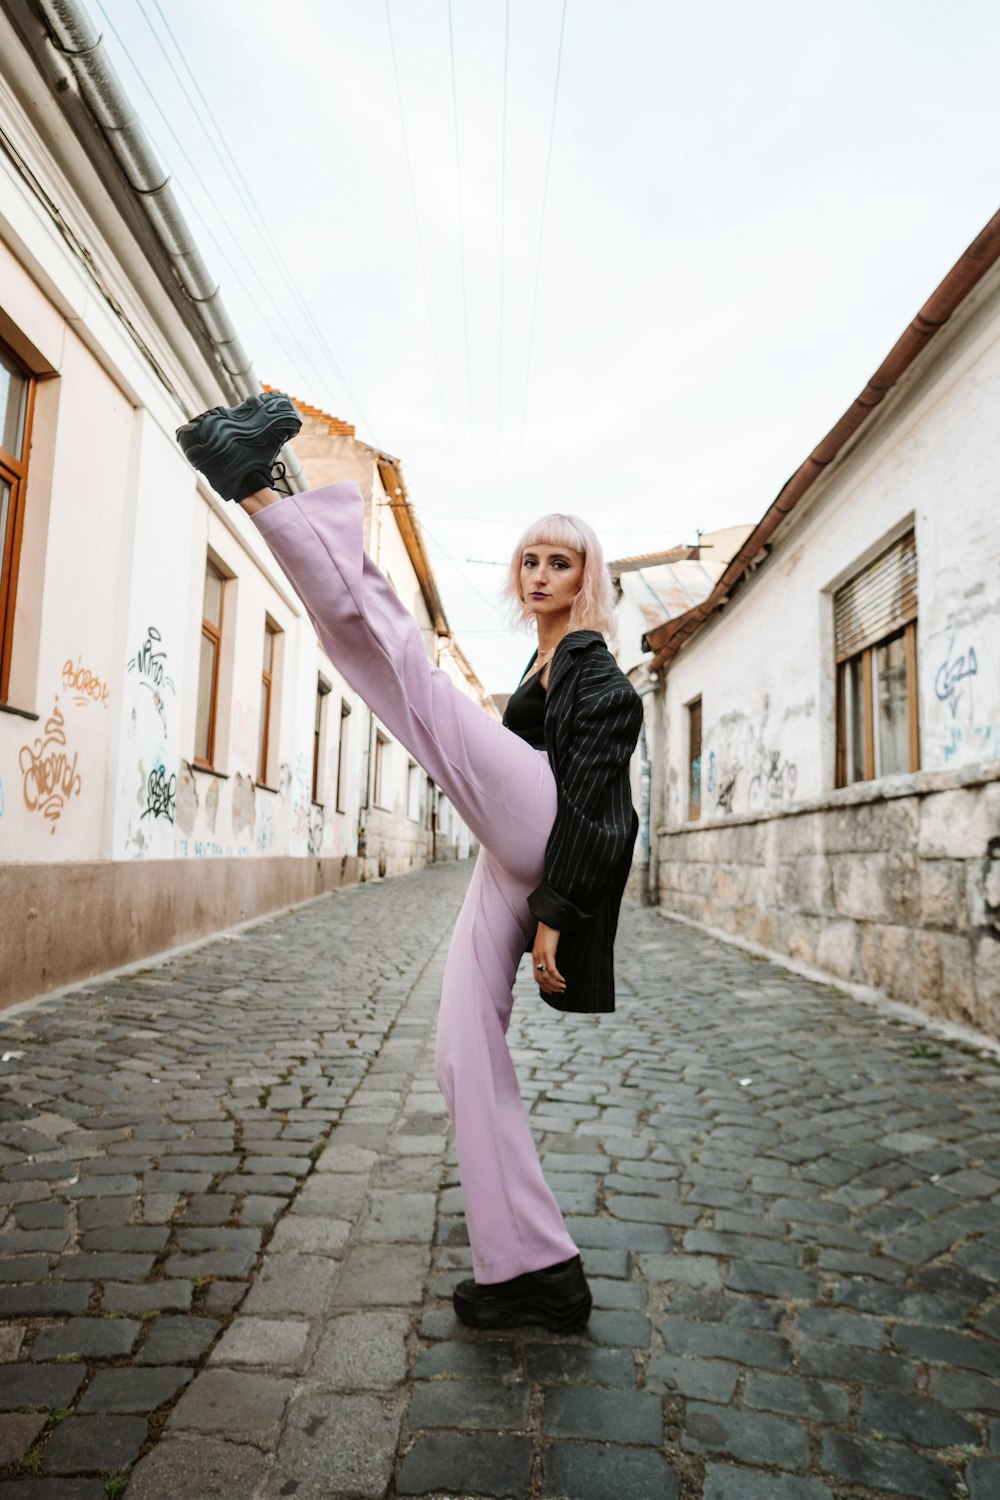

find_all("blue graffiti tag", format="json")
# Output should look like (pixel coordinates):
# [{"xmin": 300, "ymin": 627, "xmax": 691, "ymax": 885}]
[{"xmin": 935, "ymin": 635, "xmax": 978, "ymax": 719}]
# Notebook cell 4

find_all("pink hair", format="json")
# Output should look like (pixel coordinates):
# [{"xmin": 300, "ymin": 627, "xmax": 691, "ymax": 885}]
[{"xmin": 501, "ymin": 513, "xmax": 615, "ymax": 633}]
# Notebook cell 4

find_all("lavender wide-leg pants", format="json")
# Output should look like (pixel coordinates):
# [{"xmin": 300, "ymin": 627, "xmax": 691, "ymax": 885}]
[{"xmin": 253, "ymin": 484, "xmax": 579, "ymax": 1283}]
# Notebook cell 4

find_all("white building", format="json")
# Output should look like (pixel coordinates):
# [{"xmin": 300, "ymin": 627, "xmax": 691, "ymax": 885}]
[
  {"xmin": 609, "ymin": 531, "xmax": 752, "ymax": 899},
  {"xmin": 0, "ymin": 2, "xmax": 486, "ymax": 1007},
  {"xmin": 643, "ymin": 210, "xmax": 1000, "ymax": 1035}
]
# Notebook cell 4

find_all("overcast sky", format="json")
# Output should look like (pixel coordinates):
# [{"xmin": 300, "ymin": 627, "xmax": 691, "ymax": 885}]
[{"xmin": 95, "ymin": 0, "xmax": 1000, "ymax": 691}]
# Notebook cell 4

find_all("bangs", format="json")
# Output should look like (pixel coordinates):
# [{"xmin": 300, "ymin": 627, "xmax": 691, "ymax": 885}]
[{"xmin": 519, "ymin": 514, "xmax": 588, "ymax": 557}]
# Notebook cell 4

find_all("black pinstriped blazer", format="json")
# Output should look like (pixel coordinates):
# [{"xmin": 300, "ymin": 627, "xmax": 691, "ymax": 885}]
[{"xmin": 522, "ymin": 630, "xmax": 643, "ymax": 1015}]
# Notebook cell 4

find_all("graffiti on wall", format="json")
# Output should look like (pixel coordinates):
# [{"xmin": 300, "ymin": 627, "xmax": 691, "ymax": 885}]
[
  {"xmin": 61, "ymin": 656, "xmax": 111, "ymax": 709},
  {"xmin": 749, "ymin": 752, "xmax": 798, "ymax": 808},
  {"xmin": 706, "ymin": 753, "xmax": 737, "ymax": 814},
  {"xmin": 256, "ymin": 802, "xmax": 275, "ymax": 853},
  {"xmin": 935, "ymin": 629, "xmax": 996, "ymax": 763},
  {"xmin": 127, "ymin": 626, "xmax": 175, "ymax": 732},
  {"xmin": 706, "ymin": 705, "xmax": 801, "ymax": 816},
  {"xmin": 19, "ymin": 700, "xmax": 82, "ymax": 830},
  {"xmin": 141, "ymin": 764, "xmax": 177, "ymax": 823},
  {"xmin": 935, "ymin": 635, "xmax": 978, "ymax": 720},
  {"xmin": 308, "ymin": 805, "xmax": 325, "ymax": 855}
]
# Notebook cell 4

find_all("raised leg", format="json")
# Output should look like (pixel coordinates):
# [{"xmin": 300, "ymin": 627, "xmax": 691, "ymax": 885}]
[{"xmin": 252, "ymin": 484, "xmax": 552, "ymax": 881}]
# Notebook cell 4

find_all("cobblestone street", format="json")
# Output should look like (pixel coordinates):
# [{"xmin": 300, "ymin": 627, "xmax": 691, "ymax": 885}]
[{"xmin": 1, "ymin": 859, "xmax": 1000, "ymax": 1499}]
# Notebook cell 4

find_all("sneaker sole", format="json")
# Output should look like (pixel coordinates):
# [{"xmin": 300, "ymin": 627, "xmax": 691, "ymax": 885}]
[
  {"xmin": 176, "ymin": 395, "xmax": 302, "ymax": 471},
  {"xmin": 453, "ymin": 1291, "xmax": 592, "ymax": 1334}
]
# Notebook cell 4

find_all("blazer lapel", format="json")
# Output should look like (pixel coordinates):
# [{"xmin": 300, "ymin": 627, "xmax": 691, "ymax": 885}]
[{"xmin": 547, "ymin": 630, "xmax": 604, "ymax": 698}]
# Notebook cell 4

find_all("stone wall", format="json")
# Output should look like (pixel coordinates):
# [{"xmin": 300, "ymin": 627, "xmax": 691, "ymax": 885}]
[{"xmin": 658, "ymin": 763, "xmax": 1000, "ymax": 1035}]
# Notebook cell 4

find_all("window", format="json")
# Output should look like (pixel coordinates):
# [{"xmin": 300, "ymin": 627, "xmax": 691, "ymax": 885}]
[
  {"xmin": 194, "ymin": 561, "xmax": 225, "ymax": 766},
  {"xmin": 835, "ymin": 532, "xmax": 919, "ymax": 785},
  {"xmin": 373, "ymin": 730, "xmax": 391, "ymax": 809},
  {"xmin": 407, "ymin": 760, "xmax": 422, "ymax": 822},
  {"xmin": 335, "ymin": 699, "xmax": 351, "ymax": 813},
  {"xmin": 257, "ymin": 622, "xmax": 279, "ymax": 785},
  {"xmin": 312, "ymin": 677, "xmax": 331, "ymax": 802},
  {"xmin": 687, "ymin": 697, "xmax": 702, "ymax": 821},
  {"xmin": 0, "ymin": 342, "xmax": 35, "ymax": 701}
]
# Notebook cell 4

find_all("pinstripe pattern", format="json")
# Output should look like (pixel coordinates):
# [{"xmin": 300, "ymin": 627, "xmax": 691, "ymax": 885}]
[{"xmin": 525, "ymin": 630, "xmax": 643, "ymax": 1015}]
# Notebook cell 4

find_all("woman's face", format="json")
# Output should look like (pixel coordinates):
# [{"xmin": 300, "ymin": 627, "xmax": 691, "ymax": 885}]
[{"xmin": 519, "ymin": 543, "xmax": 584, "ymax": 624}]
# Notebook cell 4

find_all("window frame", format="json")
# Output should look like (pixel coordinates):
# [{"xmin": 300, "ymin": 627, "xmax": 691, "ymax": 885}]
[
  {"xmin": 0, "ymin": 343, "xmax": 38, "ymax": 704},
  {"xmin": 312, "ymin": 677, "xmax": 331, "ymax": 804},
  {"xmin": 256, "ymin": 621, "xmax": 279, "ymax": 786},
  {"xmin": 373, "ymin": 729, "xmax": 391, "ymax": 810},
  {"xmin": 835, "ymin": 619, "xmax": 920, "ymax": 786},
  {"xmin": 407, "ymin": 759, "xmax": 422, "ymax": 823},
  {"xmin": 687, "ymin": 696, "xmax": 702, "ymax": 822},
  {"xmin": 194, "ymin": 560, "xmax": 225, "ymax": 769},
  {"xmin": 335, "ymin": 698, "xmax": 351, "ymax": 814}
]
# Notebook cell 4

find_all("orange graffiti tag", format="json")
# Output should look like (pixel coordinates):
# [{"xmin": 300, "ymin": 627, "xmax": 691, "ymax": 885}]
[
  {"xmin": 62, "ymin": 655, "xmax": 111, "ymax": 708},
  {"xmin": 19, "ymin": 699, "xmax": 83, "ymax": 831}
]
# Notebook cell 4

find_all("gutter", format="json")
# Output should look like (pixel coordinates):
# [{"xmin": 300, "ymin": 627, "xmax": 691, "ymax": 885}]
[
  {"xmin": 31, "ymin": 0, "xmax": 305, "ymax": 489},
  {"xmin": 376, "ymin": 456, "xmax": 449, "ymax": 637},
  {"xmin": 644, "ymin": 206, "xmax": 1000, "ymax": 671}
]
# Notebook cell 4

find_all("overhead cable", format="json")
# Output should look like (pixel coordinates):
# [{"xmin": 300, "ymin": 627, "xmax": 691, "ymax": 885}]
[
  {"xmin": 133, "ymin": 0, "xmax": 376, "ymax": 437},
  {"xmin": 447, "ymin": 0, "xmax": 480, "ymax": 504},
  {"xmin": 495, "ymin": 0, "xmax": 510, "ymax": 520},
  {"xmin": 515, "ymin": 0, "xmax": 570, "ymax": 485},
  {"xmin": 383, "ymin": 0, "xmax": 458, "ymax": 473},
  {"xmin": 93, "ymin": 0, "xmax": 327, "ymax": 400}
]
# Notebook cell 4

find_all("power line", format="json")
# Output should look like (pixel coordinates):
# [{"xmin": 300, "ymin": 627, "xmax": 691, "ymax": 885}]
[
  {"xmin": 134, "ymin": 0, "xmax": 377, "ymax": 437},
  {"xmin": 92, "ymin": 0, "xmax": 334, "ymax": 401},
  {"xmin": 447, "ymin": 0, "xmax": 480, "ymax": 503},
  {"xmin": 515, "ymin": 0, "xmax": 569, "ymax": 485},
  {"xmin": 383, "ymin": 0, "xmax": 458, "ymax": 475},
  {"xmin": 418, "ymin": 517, "xmax": 510, "ymax": 623},
  {"xmin": 495, "ymin": 0, "xmax": 510, "ymax": 526}
]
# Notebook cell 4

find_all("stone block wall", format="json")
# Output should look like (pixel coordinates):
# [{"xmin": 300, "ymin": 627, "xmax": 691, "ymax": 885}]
[{"xmin": 658, "ymin": 764, "xmax": 1000, "ymax": 1036}]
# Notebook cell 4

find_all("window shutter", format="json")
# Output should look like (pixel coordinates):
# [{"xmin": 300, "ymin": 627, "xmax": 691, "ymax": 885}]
[
  {"xmin": 834, "ymin": 532, "xmax": 917, "ymax": 662},
  {"xmin": 689, "ymin": 699, "xmax": 702, "ymax": 759}
]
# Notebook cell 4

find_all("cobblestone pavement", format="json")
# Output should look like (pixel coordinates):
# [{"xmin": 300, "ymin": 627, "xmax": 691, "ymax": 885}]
[{"xmin": 1, "ymin": 861, "xmax": 999, "ymax": 1500}]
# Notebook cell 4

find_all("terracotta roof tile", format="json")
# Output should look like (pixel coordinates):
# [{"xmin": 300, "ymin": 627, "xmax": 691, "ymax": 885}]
[{"xmin": 261, "ymin": 383, "xmax": 356, "ymax": 437}]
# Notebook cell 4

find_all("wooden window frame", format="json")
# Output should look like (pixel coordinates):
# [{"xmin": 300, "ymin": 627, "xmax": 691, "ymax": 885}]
[
  {"xmin": 0, "ymin": 346, "xmax": 38, "ymax": 703},
  {"xmin": 335, "ymin": 699, "xmax": 351, "ymax": 814},
  {"xmin": 257, "ymin": 622, "xmax": 278, "ymax": 786},
  {"xmin": 406, "ymin": 759, "xmax": 422, "ymax": 823},
  {"xmin": 835, "ymin": 619, "xmax": 919, "ymax": 787},
  {"xmin": 194, "ymin": 561, "xmax": 225, "ymax": 769},
  {"xmin": 373, "ymin": 730, "xmax": 391, "ymax": 810},
  {"xmin": 312, "ymin": 677, "xmax": 331, "ymax": 804},
  {"xmin": 687, "ymin": 696, "xmax": 702, "ymax": 822}
]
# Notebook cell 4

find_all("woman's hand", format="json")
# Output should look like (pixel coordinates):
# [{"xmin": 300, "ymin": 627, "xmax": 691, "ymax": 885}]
[{"xmin": 532, "ymin": 921, "xmax": 566, "ymax": 997}]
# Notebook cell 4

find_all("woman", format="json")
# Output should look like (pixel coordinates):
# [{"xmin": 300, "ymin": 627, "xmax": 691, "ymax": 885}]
[{"xmin": 177, "ymin": 391, "xmax": 642, "ymax": 1332}]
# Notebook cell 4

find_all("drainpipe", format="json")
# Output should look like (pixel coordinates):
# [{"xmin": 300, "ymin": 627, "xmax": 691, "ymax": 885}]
[{"xmin": 32, "ymin": 0, "xmax": 305, "ymax": 489}]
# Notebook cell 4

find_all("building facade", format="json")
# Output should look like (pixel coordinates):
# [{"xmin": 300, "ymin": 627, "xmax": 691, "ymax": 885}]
[
  {"xmin": 644, "ymin": 212, "xmax": 1000, "ymax": 1035},
  {"xmin": 0, "ymin": 3, "xmax": 485, "ymax": 1007}
]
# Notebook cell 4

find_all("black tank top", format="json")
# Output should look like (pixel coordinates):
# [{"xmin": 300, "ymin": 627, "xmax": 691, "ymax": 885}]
[{"xmin": 503, "ymin": 669, "xmax": 546, "ymax": 749}]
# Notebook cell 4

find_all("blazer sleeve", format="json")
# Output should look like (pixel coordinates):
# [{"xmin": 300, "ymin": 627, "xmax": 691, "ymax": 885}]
[{"xmin": 527, "ymin": 665, "xmax": 642, "ymax": 933}]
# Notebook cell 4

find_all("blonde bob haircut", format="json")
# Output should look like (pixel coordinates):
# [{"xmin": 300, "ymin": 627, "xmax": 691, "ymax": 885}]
[{"xmin": 502, "ymin": 513, "xmax": 615, "ymax": 634}]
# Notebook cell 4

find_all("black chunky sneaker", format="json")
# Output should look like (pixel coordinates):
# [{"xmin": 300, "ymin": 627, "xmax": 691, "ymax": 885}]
[
  {"xmin": 452, "ymin": 1254, "xmax": 592, "ymax": 1333},
  {"xmin": 175, "ymin": 391, "xmax": 302, "ymax": 502}
]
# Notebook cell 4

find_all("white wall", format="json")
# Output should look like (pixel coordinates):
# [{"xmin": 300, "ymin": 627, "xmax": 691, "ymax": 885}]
[{"xmin": 660, "ymin": 283, "xmax": 1000, "ymax": 826}]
